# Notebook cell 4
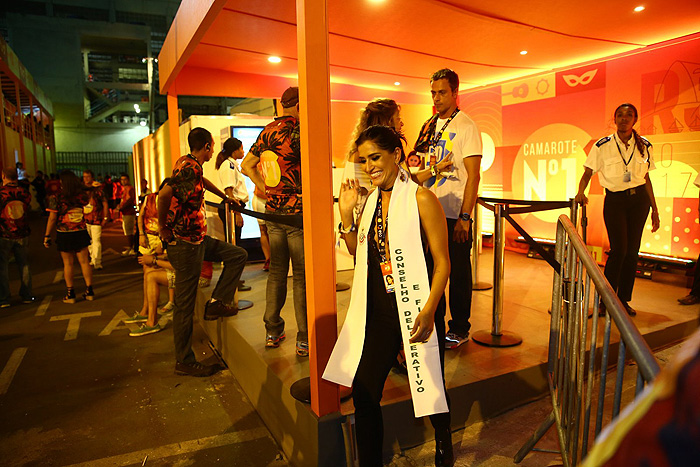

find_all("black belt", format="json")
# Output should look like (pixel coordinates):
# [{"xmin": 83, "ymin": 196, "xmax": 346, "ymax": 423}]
[{"xmin": 605, "ymin": 186, "xmax": 643, "ymax": 196}]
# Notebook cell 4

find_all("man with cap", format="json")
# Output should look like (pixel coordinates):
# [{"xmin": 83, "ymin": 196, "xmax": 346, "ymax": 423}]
[{"xmin": 241, "ymin": 86, "xmax": 308, "ymax": 357}]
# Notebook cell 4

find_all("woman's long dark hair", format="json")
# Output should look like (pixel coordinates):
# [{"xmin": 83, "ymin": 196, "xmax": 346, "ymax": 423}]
[
  {"xmin": 59, "ymin": 170, "xmax": 86, "ymax": 201},
  {"xmin": 614, "ymin": 103, "xmax": 646, "ymax": 154},
  {"xmin": 355, "ymin": 125, "xmax": 406, "ymax": 164},
  {"xmin": 215, "ymin": 138, "xmax": 243, "ymax": 170}
]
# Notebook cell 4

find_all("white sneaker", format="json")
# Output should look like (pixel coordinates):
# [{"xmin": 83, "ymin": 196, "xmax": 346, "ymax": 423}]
[{"xmin": 159, "ymin": 301, "xmax": 175, "ymax": 316}]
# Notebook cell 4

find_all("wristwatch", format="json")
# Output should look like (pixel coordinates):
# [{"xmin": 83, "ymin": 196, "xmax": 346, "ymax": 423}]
[{"xmin": 460, "ymin": 213, "xmax": 472, "ymax": 222}]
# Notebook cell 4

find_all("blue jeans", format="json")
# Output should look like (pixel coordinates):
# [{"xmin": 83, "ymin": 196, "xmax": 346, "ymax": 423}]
[
  {"xmin": 0, "ymin": 237, "xmax": 33, "ymax": 304},
  {"xmin": 167, "ymin": 236, "xmax": 248, "ymax": 364},
  {"xmin": 264, "ymin": 215, "xmax": 307, "ymax": 342}
]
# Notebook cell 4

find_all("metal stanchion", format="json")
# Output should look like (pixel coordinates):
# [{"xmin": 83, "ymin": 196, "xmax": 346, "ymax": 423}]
[
  {"xmin": 472, "ymin": 201, "xmax": 492, "ymax": 291},
  {"xmin": 226, "ymin": 204, "xmax": 253, "ymax": 310},
  {"xmin": 472, "ymin": 203, "xmax": 522, "ymax": 347}
]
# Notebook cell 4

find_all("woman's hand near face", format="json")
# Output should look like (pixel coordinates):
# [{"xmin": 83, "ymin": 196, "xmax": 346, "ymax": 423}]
[{"xmin": 338, "ymin": 178, "xmax": 360, "ymax": 217}]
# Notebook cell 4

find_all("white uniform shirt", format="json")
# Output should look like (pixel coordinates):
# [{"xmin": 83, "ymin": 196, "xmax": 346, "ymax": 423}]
[
  {"xmin": 424, "ymin": 111, "xmax": 482, "ymax": 219},
  {"xmin": 584, "ymin": 133, "xmax": 655, "ymax": 192},
  {"xmin": 218, "ymin": 158, "xmax": 249, "ymax": 204}
]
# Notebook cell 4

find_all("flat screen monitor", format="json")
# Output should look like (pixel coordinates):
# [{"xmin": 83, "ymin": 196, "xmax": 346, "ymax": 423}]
[{"xmin": 230, "ymin": 126, "xmax": 264, "ymax": 240}]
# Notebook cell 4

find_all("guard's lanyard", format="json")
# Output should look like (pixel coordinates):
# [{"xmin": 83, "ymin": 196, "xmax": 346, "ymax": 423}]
[
  {"xmin": 376, "ymin": 195, "xmax": 394, "ymax": 293},
  {"xmin": 613, "ymin": 135, "xmax": 635, "ymax": 171},
  {"xmin": 430, "ymin": 107, "xmax": 460, "ymax": 151}
]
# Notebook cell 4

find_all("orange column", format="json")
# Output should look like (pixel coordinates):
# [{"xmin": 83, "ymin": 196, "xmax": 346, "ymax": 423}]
[
  {"xmin": 167, "ymin": 93, "xmax": 180, "ymax": 165},
  {"xmin": 296, "ymin": 0, "xmax": 340, "ymax": 416}
]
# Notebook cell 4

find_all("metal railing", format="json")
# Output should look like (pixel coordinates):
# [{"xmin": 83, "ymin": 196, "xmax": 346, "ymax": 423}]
[{"xmin": 514, "ymin": 214, "xmax": 660, "ymax": 466}]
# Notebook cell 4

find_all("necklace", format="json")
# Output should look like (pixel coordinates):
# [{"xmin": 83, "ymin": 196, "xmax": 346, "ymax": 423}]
[{"xmin": 379, "ymin": 186, "xmax": 393, "ymax": 192}]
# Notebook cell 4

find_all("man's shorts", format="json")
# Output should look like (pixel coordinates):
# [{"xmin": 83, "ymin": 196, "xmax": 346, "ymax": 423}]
[
  {"xmin": 251, "ymin": 195, "xmax": 266, "ymax": 226},
  {"xmin": 122, "ymin": 214, "xmax": 136, "ymax": 236},
  {"xmin": 138, "ymin": 233, "xmax": 161, "ymax": 255}
]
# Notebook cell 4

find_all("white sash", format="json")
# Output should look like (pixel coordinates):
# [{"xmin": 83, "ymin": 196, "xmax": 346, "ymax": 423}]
[{"xmin": 323, "ymin": 172, "xmax": 448, "ymax": 417}]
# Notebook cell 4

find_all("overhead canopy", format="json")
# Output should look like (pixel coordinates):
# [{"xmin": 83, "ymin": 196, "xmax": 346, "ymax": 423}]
[{"xmin": 159, "ymin": 0, "xmax": 700, "ymax": 103}]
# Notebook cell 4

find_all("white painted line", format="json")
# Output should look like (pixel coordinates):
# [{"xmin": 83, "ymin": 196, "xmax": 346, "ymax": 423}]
[
  {"xmin": 64, "ymin": 428, "xmax": 271, "ymax": 467},
  {"xmin": 0, "ymin": 347, "xmax": 28, "ymax": 395},
  {"xmin": 53, "ymin": 271, "xmax": 63, "ymax": 283},
  {"xmin": 98, "ymin": 310, "xmax": 135, "ymax": 336},
  {"xmin": 34, "ymin": 295, "xmax": 53, "ymax": 317},
  {"xmin": 94, "ymin": 270, "xmax": 143, "ymax": 277},
  {"xmin": 50, "ymin": 312, "xmax": 102, "ymax": 340}
]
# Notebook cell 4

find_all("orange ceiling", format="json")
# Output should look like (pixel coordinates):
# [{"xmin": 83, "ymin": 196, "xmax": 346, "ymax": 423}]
[{"xmin": 160, "ymin": 0, "xmax": 700, "ymax": 102}]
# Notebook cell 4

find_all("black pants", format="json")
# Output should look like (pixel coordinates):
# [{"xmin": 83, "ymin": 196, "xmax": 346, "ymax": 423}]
[
  {"xmin": 353, "ymin": 248, "xmax": 450, "ymax": 466},
  {"xmin": 445, "ymin": 217, "xmax": 473, "ymax": 336},
  {"xmin": 691, "ymin": 254, "xmax": 700, "ymax": 298},
  {"xmin": 167, "ymin": 236, "xmax": 247, "ymax": 364},
  {"xmin": 603, "ymin": 187, "xmax": 650, "ymax": 303}
]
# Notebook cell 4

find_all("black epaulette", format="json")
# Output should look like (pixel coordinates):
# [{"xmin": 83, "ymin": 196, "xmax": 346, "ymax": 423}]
[
  {"xmin": 639, "ymin": 136, "xmax": 652, "ymax": 148},
  {"xmin": 595, "ymin": 136, "xmax": 611, "ymax": 147}
]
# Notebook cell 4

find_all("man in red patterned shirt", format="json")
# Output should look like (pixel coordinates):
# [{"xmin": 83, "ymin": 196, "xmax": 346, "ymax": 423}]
[
  {"xmin": 116, "ymin": 173, "xmax": 137, "ymax": 256},
  {"xmin": 241, "ymin": 86, "xmax": 308, "ymax": 357},
  {"xmin": 83, "ymin": 170, "xmax": 108, "ymax": 270},
  {"xmin": 158, "ymin": 127, "xmax": 248, "ymax": 377},
  {"xmin": 0, "ymin": 168, "xmax": 34, "ymax": 307}
]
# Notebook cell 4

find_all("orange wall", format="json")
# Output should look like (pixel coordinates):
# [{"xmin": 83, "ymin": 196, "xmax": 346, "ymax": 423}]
[{"xmin": 461, "ymin": 35, "xmax": 700, "ymax": 259}]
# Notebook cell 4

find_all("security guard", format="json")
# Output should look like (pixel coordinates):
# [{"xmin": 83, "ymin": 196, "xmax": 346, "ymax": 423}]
[{"xmin": 575, "ymin": 103, "xmax": 660, "ymax": 316}]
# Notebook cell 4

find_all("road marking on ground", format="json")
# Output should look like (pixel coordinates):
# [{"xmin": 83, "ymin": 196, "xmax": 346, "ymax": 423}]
[
  {"xmin": 64, "ymin": 428, "xmax": 271, "ymax": 467},
  {"xmin": 53, "ymin": 271, "xmax": 63, "ymax": 283},
  {"xmin": 0, "ymin": 347, "xmax": 28, "ymax": 395},
  {"xmin": 99, "ymin": 310, "xmax": 135, "ymax": 336},
  {"xmin": 50, "ymin": 312, "xmax": 102, "ymax": 340},
  {"xmin": 95, "ymin": 270, "xmax": 143, "ymax": 277},
  {"xmin": 34, "ymin": 295, "xmax": 53, "ymax": 317}
]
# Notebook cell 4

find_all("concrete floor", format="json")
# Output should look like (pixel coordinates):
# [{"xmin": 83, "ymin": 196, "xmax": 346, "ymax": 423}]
[
  {"xmin": 0, "ymin": 215, "xmax": 286, "ymax": 466},
  {"xmin": 1, "ymin": 214, "xmax": 697, "ymax": 466}
]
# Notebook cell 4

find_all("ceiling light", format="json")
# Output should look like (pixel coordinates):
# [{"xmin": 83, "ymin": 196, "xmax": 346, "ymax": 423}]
[
  {"xmin": 394, "ymin": 81, "xmax": 400, "ymax": 86},
  {"xmin": 520, "ymin": 50, "xmax": 528, "ymax": 55},
  {"xmin": 268, "ymin": 56, "xmax": 282, "ymax": 63},
  {"xmin": 634, "ymin": 6, "xmax": 645, "ymax": 11}
]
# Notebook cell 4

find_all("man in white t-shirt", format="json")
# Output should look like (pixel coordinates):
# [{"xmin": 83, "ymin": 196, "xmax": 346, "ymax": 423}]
[
  {"xmin": 678, "ymin": 172, "xmax": 700, "ymax": 305},
  {"xmin": 415, "ymin": 68, "xmax": 483, "ymax": 350}
]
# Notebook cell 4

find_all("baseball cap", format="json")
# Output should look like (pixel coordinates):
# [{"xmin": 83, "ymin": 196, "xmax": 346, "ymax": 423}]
[{"xmin": 281, "ymin": 87, "xmax": 299, "ymax": 108}]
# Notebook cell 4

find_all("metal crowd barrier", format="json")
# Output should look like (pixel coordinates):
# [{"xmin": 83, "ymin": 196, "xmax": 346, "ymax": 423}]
[
  {"xmin": 514, "ymin": 214, "xmax": 660, "ymax": 467},
  {"xmin": 472, "ymin": 197, "xmax": 577, "ymax": 347},
  {"xmin": 471, "ymin": 202, "xmax": 492, "ymax": 290}
]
